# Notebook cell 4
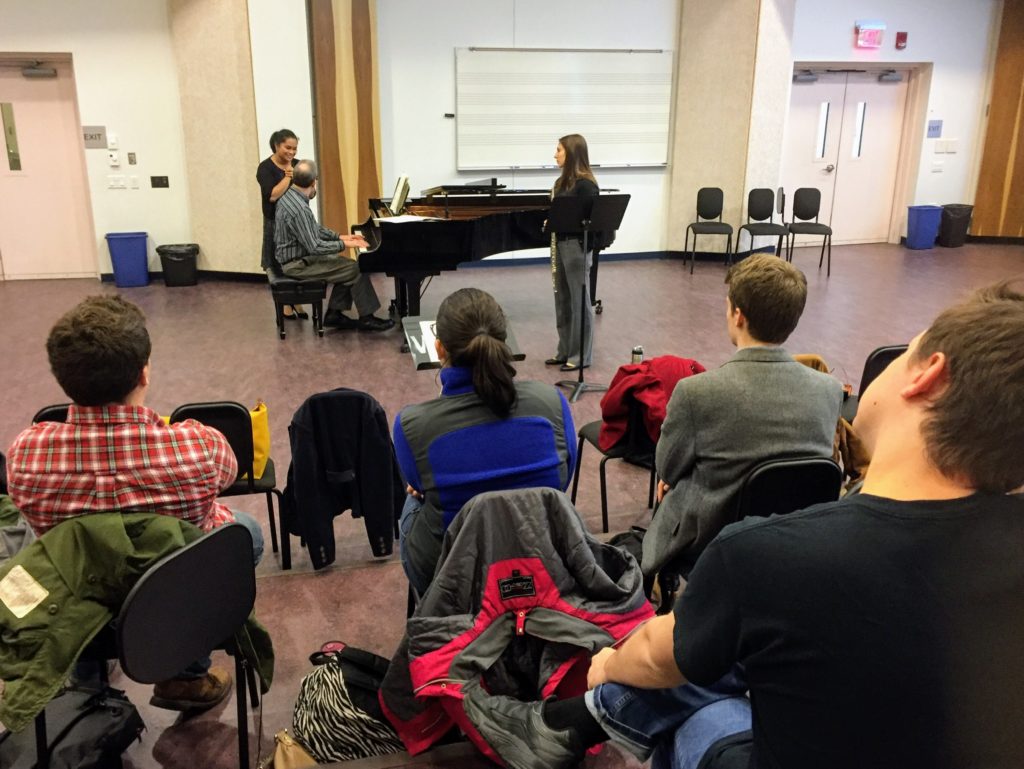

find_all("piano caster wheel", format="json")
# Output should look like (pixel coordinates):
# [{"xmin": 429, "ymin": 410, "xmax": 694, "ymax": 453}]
[
  {"xmin": 400, "ymin": 341, "xmax": 410, "ymax": 353},
  {"xmin": 594, "ymin": 300, "xmax": 603, "ymax": 315},
  {"xmin": 317, "ymin": 329, "xmax": 324, "ymax": 338}
]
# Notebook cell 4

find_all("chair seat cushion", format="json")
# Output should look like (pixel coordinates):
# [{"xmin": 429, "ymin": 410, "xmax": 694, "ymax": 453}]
[
  {"xmin": 741, "ymin": 223, "xmax": 787, "ymax": 237},
  {"xmin": 788, "ymin": 222, "xmax": 832, "ymax": 236},
  {"xmin": 580, "ymin": 420, "xmax": 629, "ymax": 458},
  {"xmin": 269, "ymin": 274, "xmax": 327, "ymax": 290},
  {"xmin": 223, "ymin": 456, "xmax": 278, "ymax": 496},
  {"xmin": 689, "ymin": 222, "xmax": 733, "ymax": 235}
]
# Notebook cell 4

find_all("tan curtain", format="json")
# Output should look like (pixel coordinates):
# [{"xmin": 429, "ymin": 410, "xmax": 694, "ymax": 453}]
[{"xmin": 309, "ymin": 0, "xmax": 382, "ymax": 235}]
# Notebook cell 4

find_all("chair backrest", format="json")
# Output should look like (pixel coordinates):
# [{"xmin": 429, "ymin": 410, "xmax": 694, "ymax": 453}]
[
  {"xmin": 116, "ymin": 523, "xmax": 255, "ymax": 682},
  {"xmin": 858, "ymin": 344, "xmax": 908, "ymax": 397},
  {"xmin": 623, "ymin": 397, "xmax": 657, "ymax": 462},
  {"xmin": 170, "ymin": 401, "xmax": 253, "ymax": 486},
  {"xmin": 746, "ymin": 188, "xmax": 776, "ymax": 223},
  {"xmin": 792, "ymin": 188, "xmax": 822, "ymax": 222},
  {"xmin": 695, "ymin": 187, "xmax": 724, "ymax": 221},
  {"xmin": 32, "ymin": 404, "xmax": 71, "ymax": 424},
  {"xmin": 735, "ymin": 456, "xmax": 842, "ymax": 520}
]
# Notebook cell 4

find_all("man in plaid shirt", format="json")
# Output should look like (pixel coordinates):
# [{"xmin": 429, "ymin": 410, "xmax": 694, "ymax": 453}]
[{"xmin": 6, "ymin": 295, "xmax": 264, "ymax": 711}]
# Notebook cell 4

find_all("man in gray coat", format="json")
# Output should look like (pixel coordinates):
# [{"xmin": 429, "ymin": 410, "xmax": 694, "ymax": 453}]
[{"xmin": 643, "ymin": 255, "xmax": 843, "ymax": 579}]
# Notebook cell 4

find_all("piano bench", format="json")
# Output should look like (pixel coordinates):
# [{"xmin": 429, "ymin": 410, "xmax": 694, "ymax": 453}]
[{"xmin": 268, "ymin": 274, "xmax": 327, "ymax": 339}]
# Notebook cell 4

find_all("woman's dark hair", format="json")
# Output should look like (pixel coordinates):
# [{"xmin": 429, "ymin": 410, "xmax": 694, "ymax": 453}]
[
  {"xmin": 553, "ymin": 133, "xmax": 597, "ymax": 195},
  {"xmin": 435, "ymin": 288, "xmax": 517, "ymax": 417},
  {"xmin": 269, "ymin": 128, "xmax": 298, "ymax": 153}
]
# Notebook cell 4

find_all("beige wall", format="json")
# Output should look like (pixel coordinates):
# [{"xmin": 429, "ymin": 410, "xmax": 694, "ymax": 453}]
[
  {"xmin": 169, "ymin": 0, "xmax": 262, "ymax": 274},
  {"xmin": 667, "ymin": 0, "xmax": 795, "ymax": 253}
]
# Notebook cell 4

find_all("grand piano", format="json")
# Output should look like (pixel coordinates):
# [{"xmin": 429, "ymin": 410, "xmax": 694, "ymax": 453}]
[{"xmin": 354, "ymin": 179, "xmax": 552, "ymax": 317}]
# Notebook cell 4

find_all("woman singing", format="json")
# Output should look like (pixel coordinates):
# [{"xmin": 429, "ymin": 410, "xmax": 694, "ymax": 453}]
[
  {"xmin": 256, "ymin": 128, "xmax": 304, "ymax": 319},
  {"xmin": 393, "ymin": 288, "xmax": 577, "ymax": 594},
  {"xmin": 548, "ymin": 134, "xmax": 599, "ymax": 371}
]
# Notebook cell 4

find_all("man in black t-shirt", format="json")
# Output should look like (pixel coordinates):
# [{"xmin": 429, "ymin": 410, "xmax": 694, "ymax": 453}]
[{"xmin": 483, "ymin": 282, "xmax": 1024, "ymax": 769}]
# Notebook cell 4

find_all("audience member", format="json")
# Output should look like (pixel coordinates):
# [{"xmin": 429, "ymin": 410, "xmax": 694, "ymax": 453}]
[
  {"xmin": 486, "ymin": 281, "xmax": 1024, "ymax": 769},
  {"xmin": 644, "ymin": 254, "xmax": 843, "ymax": 579},
  {"xmin": 393, "ymin": 288, "xmax": 576, "ymax": 594},
  {"xmin": 6, "ymin": 295, "xmax": 264, "ymax": 710},
  {"xmin": 274, "ymin": 159, "xmax": 393, "ymax": 331}
]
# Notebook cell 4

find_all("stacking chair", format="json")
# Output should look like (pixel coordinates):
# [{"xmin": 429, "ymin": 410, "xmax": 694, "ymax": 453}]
[
  {"xmin": 31, "ymin": 404, "xmax": 71, "ymax": 424},
  {"xmin": 841, "ymin": 344, "xmax": 908, "ymax": 423},
  {"xmin": 570, "ymin": 399, "xmax": 657, "ymax": 534},
  {"xmin": 736, "ymin": 188, "xmax": 788, "ymax": 259},
  {"xmin": 654, "ymin": 455, "xmax": 841, "ymax": 613},
  {"xmin": 683, "ymin": 187, "xmax": 733, "ymax": 273},
  {"xmin": 786, "ymin": 188, "xmax": 834, "ymax": 275},
  {"xmin": 170, "ymin": 401, "xmax": 290, "ymax": 569}
]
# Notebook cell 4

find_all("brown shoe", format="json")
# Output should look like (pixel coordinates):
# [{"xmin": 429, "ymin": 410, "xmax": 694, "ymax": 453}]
[{"xmin": 150, "ymin": 666, "xmax": 232, "ymax": 711}]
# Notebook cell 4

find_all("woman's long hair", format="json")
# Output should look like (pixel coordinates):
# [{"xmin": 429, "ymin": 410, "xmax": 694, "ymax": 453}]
[
  {"xmin": 553, "ymin": 133, "xmax": 597, "ymax": 195},
  {"xmin": 435, "ymin": 288, "xmax": 517, "ymax": 417}
]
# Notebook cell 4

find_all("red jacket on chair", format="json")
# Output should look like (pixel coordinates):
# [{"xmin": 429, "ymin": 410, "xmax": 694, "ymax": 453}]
[{"xmin": 598, "ymin": 356, "xmax": 706, "ymax": 451}]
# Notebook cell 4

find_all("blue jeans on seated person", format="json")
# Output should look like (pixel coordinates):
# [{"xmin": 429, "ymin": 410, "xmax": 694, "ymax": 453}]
[
  {"xmin": 584, "ymin": 668, "xmax": 751, "ymax": 769},
  {"xmin": 73, "ymin": 510, "xmax": 264, "ymax": 685},
  {"xmin": 398, "ymin": 494, "xmax": 433, "ymax": 597}
]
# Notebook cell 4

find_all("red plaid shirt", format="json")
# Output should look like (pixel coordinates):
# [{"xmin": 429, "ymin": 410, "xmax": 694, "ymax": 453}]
[{"xmin": 7, "ymin": 404, "xmax": 237, "ymax": 534}]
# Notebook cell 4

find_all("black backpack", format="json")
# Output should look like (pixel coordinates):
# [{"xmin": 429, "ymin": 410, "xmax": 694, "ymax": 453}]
[{"xmin": 0, "ymin": 686, "xmax": 144, "ymax": 769}]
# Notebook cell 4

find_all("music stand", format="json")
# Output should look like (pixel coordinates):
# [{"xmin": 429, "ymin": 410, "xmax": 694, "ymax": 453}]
[{"xmin": 547, "ymin": 193, "xmax": 630, "ymax": 403}]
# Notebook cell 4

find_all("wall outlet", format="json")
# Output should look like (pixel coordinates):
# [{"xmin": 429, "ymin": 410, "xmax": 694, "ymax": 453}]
[
  {"xmin": 150, "ymin": 175, "xmax": 169, "ymax": 188},
  {"xmin": 107, "ymin": 151, "xmax": 120, "ymax": 167},
  {"xmin": 127, "ymin": 152, "xmax": 137, "ymax": 165}
]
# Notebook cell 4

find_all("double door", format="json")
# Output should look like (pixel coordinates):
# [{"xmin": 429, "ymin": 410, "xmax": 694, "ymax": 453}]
[{"xmin": 781, "ymin": 71, "xmax": 908, "ymax": 245}]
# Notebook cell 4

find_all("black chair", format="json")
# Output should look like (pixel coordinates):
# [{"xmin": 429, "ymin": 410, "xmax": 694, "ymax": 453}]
[
  {"xmin": 267, "ymin": 261, "xmax": 326, "ymax": 340},
  {"xmin": 33, "ymin": 523, "xmax": 260, "ymax": 769},
  {"xmin": 841, "ymin": 344, "xmax": 908, "ymax": 423},
  {"xmin": 683, "ymin": 187, "xmax": 733, "ymax": 273},
  {"xmin": 654, "ymin": 455, "xmax": 841, "ymax": 613},
  {"xmin": 734, "ymin": 456, "xmax": 842, "ymax": 520},
  {"xmin": 736, "ymin": 188, "xmax": 788, "ymax": 259},
  {"xmin": 170, "ymin": 401, "xmax": 290, "ymax": 569},
  {"xmin": 570, "ymin": 398, "xmax": 657, "ymax": 535},
  {"xmin": 31, "ymin": 404, "xmax": 71, "ymax": 424},
  {"xmin": 786, "ymin": 188, "xmax": 834, "ymax": 275}
]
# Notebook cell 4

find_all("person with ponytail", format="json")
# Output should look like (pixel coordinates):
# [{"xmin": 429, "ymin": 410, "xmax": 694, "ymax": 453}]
[
  {"xmin": 393, "ymin": 288, "xmax": 577, "ymax": 594},
  {"xmin": 548, "ymin": 134, "xmax": 599, "ymax": 371}
]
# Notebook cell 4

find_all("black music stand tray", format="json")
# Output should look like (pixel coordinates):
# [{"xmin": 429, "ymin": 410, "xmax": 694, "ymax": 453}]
[{"xmin": 547, "ymin": 194, "xmax": 629, "ymax": 403}]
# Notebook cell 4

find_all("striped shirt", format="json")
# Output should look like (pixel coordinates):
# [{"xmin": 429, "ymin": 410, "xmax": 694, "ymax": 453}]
[
  {"xmin": 6, "ymin": 404, "xmax": 237, "ymax": 534},
  {"xmin": 274, "ymin": 185, "xmax": 343, "ymax": 265}
]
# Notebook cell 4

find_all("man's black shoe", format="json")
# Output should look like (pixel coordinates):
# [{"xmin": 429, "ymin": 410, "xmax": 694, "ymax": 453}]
[
  {"xmin": 357, "ymin": 315, "xmax": 396, "ymax": 332},
  {"xmin": 324, "ymin": 312, "xmax": 359, "ymax": 330}
]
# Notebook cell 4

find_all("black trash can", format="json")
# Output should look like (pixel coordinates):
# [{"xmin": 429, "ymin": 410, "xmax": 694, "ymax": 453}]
[
  {"xmin": 156, "ymin": 244, "xmax": 199, "ymax": 286},
  {"xmin": 938, "ymin": 204, "xmax": 973, "ymax": 248}
]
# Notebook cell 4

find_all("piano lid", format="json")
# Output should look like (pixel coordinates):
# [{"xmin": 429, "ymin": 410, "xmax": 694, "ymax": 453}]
[{"xmin": 420, "ymin": 177, "xmax": 550, "ymax": 197}]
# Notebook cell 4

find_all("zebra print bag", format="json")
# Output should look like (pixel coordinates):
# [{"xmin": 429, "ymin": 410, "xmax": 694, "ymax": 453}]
[{"xmin": 292, "ymin": 643, "xmax": 405, "ymax": 762}]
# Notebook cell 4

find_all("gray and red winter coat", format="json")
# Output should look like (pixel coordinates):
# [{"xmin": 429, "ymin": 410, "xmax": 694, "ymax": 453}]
[{"xmin": 379, "ymin": 487, "xmax": 654, "ymax": 764}]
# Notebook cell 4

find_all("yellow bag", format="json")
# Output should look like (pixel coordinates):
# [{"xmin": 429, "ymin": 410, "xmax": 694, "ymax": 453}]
[
  {"xmin": 250, "ymin": 400, "xmax": 270, "ymax": 480},
  {"xmin": 258, "ymin": 729, "xmax": 317, "ymax": 769}
]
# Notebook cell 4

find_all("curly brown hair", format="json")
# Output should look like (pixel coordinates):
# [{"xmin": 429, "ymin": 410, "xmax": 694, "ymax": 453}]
[{"xmin": 46, "ymin": 295, "xmax": 151, "ymax": 406}]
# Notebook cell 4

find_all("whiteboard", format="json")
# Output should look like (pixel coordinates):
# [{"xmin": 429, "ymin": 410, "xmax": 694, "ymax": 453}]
[{"xmin": 456, "ymin": 48, "xmax": 672, "ymax": 171}]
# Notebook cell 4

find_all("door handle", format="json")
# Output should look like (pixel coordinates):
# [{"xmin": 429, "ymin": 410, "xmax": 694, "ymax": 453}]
[{"xmin": 824, "ymin": 164, "xmax": 836, "ymax": 173}]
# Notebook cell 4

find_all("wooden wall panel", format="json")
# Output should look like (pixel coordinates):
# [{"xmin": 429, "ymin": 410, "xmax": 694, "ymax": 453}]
[{"xmin": 973, "ymin": 0, "xmax": 1024, "ymax": 238}]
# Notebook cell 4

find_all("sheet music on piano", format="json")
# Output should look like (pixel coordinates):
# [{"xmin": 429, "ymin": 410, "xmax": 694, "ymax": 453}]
[{"xmin": 376, "ymin": 215, "xmax": 445, "ymax": 224}]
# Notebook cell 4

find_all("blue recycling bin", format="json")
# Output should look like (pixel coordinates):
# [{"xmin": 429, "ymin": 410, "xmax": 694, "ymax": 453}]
[
  {"xmin": 105, "ymin": 232, "xmax": 150, "ymax": 287},
  {"xmin": 906, "ymin": 206, "xmax": 942, "ymax": 250}
]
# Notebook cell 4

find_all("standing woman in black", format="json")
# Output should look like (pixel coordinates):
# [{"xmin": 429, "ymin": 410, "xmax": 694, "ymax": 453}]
[
  {"xmin": 547, "ymin": 133, "xmax": 599, "ymax": 371},
  {"xmin": 256, "ymin": 128, "xmax": 305, "ymax": 319}
]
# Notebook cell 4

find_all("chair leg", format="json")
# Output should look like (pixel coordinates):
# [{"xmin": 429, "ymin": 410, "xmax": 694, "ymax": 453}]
[
  {"xmin": 314, "ymin": 298, "xmax": 325, "ymax": 337},
  {"xmin": 598, "ymin": 456, "xmax": 611, "ymax": 534},
  {"xmin": 264, "ymin": 491, "xmax": 279, "ymax": 554},
  {"xmin": 726, "ymin": 233, "xmax": 733, "ymax": 266},
  {"xmin": 245, "ymin": 661, "xmax": 259, "ymax": 709},
  {"xmin": 235, "ymin": 655, "xmax": 250, "ymax": 769},
  {"xmin": 35, "ymin": 710, "xmax": 50, "ymax": 769},
  {"xmin": 274, "ymin": 300, "xmax": 286, "ymax": 340},
  {"xmin": 647, "ymin": 465, "xmax": 657, "ymax": 509},
  {"xmin": 690, "ymin": 232, "xmax": 696, "ymax": 274},
  {"xmin": 682, "ymin": 228, "xmax": 690, "ymax": 270},
  {"xmin": 819, "ymin": 237, "xmax": 826, "ymax": 269},
  {"xmin": 827, "ymin": 235, "xmax": 832, "ymax": 277},
  {"xmin": 272, "ymin": 489, "xmax": 290, "ymax": 570},
  {"xmin": 570, "ymin": 435, "xmax": 585, "ymax": 504}
]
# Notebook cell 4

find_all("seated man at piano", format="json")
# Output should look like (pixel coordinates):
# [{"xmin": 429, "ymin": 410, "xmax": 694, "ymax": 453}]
[{"xmin": 274, "ymin": 159, "xmax": 394, "ymax": 332}]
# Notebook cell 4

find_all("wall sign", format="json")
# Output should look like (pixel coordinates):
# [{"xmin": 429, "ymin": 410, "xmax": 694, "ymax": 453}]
[
  {"xmin": 927, "ymin": 120, "xmax": 943, "ymax": 139},
  {"xmin": 82, "ymin": 125, "xmax": 107, "ymax": 149},
  {"xmin": 855, "ymin": 20, "xmax": 886, "ymax": 49}
]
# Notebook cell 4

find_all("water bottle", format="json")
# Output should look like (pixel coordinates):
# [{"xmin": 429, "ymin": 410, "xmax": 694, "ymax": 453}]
[{"xmin": 631, "ymin": 345, "xmax": 644, "ymax": 364}]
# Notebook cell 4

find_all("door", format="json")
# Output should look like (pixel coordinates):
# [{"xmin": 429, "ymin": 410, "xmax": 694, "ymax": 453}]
[
  {"xmin": 782, "ymin": 71, "xmax": 908, "ymax": 246},
  {"xmin": 0, "ymin": 59, "xmax": 97, "ymax": 279}
]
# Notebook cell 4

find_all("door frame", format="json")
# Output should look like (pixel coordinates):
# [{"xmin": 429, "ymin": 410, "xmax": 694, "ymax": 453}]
[
  {"xmin": 0, "ymin": 51, "xmax": 98, "ymax": 280},
  {"xmin": 792, "ymin": 61, "xmax": 931, "ymax": 245}
]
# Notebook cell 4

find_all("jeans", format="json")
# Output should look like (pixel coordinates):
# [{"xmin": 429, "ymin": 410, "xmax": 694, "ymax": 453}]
[
  {"xmin": 585, "ymin": 668, "xmax": 751, "ymax": 769},
  {"xmin": 73, "ymin": 510, "xmax": 265, "ymax": 685},
  {"xmin": 398, "ymin": 494, "xmax": 435, "ymax": 596}
]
